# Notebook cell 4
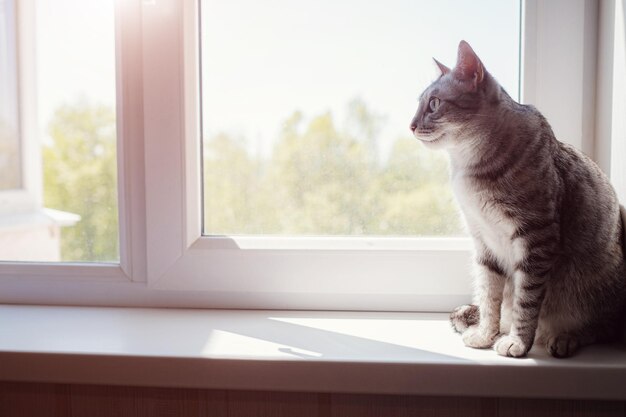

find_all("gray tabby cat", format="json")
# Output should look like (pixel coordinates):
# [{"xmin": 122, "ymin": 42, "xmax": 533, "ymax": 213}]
[{"xmin": 410, "ymin": 41, "xmax": 626, "ymax": 358}]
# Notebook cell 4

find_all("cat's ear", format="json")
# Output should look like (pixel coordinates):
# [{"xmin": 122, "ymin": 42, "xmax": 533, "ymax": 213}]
[
  {"xmin": 433, "ymin": 58, "xmax": 451, "ymax": 77},
  {"xmin": 453, "ymin": 40, "xmax": 485, "ymax": 89}
]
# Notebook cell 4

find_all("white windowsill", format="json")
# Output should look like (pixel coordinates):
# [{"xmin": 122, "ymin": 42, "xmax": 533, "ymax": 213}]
[{"xmin": 1, "ymin": 304, "xmax": 625, "ymax": 400}]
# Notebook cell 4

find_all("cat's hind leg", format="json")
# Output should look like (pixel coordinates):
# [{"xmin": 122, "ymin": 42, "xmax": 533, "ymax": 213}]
[
  {"xmin": 545, "ymin": 333, "xmax": 581, "ymax": 358},
  {"xmin": 450, "ymin": 304, "xmax": 479, "ymax": 333},
  {"xmin": 545, "ymin": 321, "xmax": 621, "ymax": 358}
]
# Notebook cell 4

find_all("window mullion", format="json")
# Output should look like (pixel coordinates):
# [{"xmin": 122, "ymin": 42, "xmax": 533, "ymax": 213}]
[{"xmin": 115, "ymin": 0, "xmax": 148, "ymax": 281}]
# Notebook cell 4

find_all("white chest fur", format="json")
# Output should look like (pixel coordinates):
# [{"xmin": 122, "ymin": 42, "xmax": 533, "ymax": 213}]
[{"xmin": 452, "ymin": 174, "xmax": 525, "ymax": 276}]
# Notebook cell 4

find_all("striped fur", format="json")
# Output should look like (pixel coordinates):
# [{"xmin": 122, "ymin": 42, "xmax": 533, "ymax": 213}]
[{"xmin": 412, "ymin": 41, "xmax": 626, "ymax": 358}]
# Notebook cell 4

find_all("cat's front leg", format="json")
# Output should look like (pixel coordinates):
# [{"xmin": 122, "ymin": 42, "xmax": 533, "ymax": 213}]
[
  {"xmin": 461, "ymin": 253, "xmax": 506, "ymax": 349},
  {"xmin": 494, "ymin": 267, "xmax": 548, "ymax": 358}
]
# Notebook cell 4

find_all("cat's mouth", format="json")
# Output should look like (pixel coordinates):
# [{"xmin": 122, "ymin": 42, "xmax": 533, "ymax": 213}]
[{"xmin": 416, "ymin": 132, "xmax": 444, "ymax": 144}]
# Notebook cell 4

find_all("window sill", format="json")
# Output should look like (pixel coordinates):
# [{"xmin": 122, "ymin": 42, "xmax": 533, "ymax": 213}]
[{"xmin": 1, "ymin": 304, "xmax": 625, "ymax": 400}]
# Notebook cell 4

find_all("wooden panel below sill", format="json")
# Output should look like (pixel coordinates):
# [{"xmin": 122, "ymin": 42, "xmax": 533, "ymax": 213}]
[{"xmin": 1, "ymin": 381, "xmax": 625, "ymax": 417}]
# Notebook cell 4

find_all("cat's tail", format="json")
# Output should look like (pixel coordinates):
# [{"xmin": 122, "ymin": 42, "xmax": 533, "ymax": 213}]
[
  {"xmin": 620, "ymin": 205, "xmax": 626, "ymax": 340},
  {"xmin": 620, "ymin": 205, "xmax": 626, "ymax": 260}
]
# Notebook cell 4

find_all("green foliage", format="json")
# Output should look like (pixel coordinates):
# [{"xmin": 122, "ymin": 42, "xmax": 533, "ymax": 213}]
[
  {"xmin": 204, "ymin": 101, "xmax": 463, "ymax": 236},
  {"xmin": 42, "ymin": 99, "xmax": 462, "ymax": 262},
  {"xmin": 43, "ymin": 102, "xmax": 118, "ymax": 261},
  {"xmin": 377, "ymin": 137, "xmax": 461, "ymax": 235},
  {"xmin": 203, "ymin": 133, "xmax": 271, "ymax": 234},
  {"xmin": 267, "ymin": 111, "xmax": 377, "ymax": 234}
]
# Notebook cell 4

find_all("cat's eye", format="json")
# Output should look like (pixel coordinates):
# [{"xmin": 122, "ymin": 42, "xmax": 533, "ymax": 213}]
[{"xmin": 429, "ymin": 97, "xmax": 440, "ymax": 112}]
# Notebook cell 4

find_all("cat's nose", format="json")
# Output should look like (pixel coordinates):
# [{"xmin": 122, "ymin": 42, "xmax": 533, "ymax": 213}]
[{"xmin": 410, "ymin": 123, "xmax": 417, "ymax": 132}]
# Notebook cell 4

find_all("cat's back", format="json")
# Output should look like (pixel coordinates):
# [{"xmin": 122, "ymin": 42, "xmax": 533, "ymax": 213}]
[
  {"xmin": 551, "ymin": 140, "xmax": 623, "ymax": 267},
  {"xmin": 453, "ymin": 103, "xmax": 624, "ymax": 277},
  {"xmin": 537, "ymin": 139, "xmax": 626, "ymax": 338}
]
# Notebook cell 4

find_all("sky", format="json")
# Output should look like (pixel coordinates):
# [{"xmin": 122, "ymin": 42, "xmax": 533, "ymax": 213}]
[
  {"xmin": 33, "ymin": 0, "xmax": 520, "ymax": 159},
  {"xmin": 200, "ymin": 0, "xmax": 521, "ymax": 157},
  {"xmin": 36, "ymin": 0, "xmax": 116, "ymax": 137}
]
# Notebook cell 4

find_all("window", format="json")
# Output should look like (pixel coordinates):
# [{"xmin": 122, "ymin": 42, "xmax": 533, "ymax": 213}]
[
  {"xmin": 200, "ymin": 0, "xmax": 520, "ymax": 237},
  {"xmin": 0, "ymin": 0, "xmax": 119, "ymax": 263},
  {"xmin": 0, "ymin": 0, "xmax": 20, "ymax": 191},
  {"xmin": 0, "ymin": 0, "xmax": 617, "ymax": 311}
]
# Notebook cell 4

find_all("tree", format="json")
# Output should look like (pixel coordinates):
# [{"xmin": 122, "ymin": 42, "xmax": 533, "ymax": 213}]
[
  {"xmin": 203, "ymin": 133, "xmax": 276, "ymax": 234},
  {"xmin": 377, "ymin": 137, "xmax": 463, "ymax": 235},
  {"xmin": 265, "ymin": 111, "xmax": 377, "ymax": 234},
  {"xmin": 202, "ymin": 100, "xmax": 463, "ymax": 237},
  {"xmin": 345, "ymin": 97, "xmax": 386, "ymax": 165},
  {"xmin": 40, "ymin": 98, "xmax": 462, "ymax": 262},
  {"xmin": 43, "ymin": 102, "xmax": 118, "ymax": 261}
]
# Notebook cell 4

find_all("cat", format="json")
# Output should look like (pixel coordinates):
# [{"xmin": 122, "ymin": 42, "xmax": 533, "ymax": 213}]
[{"xmin": 410, "ymin": 40, "xmax": 626, "ymax": 358}]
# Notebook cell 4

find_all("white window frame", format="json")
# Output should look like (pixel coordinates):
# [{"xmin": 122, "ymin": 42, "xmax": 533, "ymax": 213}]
[
  {"xmin": 0, "ymin": 0, "xmax": 83, "ymax": 262},
  {"xmin": 596, "ymin": 0, "xmax": 626, "ymax": 203},
  {"xmin": 0, "ymin": 0, "xmax": 618, "ymax": 311},
  {"xmin": 0, "ymin": 0, "xmax": 38, "ymax": 214},
  {"xmin": 0, "ymin": 0, "xmax": 142, "ymax": 283}
]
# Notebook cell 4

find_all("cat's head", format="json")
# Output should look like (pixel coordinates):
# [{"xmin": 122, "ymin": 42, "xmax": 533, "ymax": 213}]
[{"xmin": 410, "ymin": 41, "xmax": 500, "ymax": 150}]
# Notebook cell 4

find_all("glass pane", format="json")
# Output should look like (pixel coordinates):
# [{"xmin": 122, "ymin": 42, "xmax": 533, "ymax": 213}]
[
  {"xmin": 0, "ymin": 0, "xmax": 21, "ymax": 190},
  {"xmin": 200, "ymin": 0, "xmax": 520, "ymax": 236},
  {"xmin": 0, "ymin": 0, "xmax": 118, "ymax": 262}
]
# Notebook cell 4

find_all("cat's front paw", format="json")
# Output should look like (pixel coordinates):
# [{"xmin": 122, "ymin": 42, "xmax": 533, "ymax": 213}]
[
  {"xmin": 462, "ymin": 326, "xmax": 498, "ymax": 349},
  {"xmin": 450, "ymin": 304, "xmax": 479, "ymax": 334},
  {"xmin": 494, "ymin": 335, "xmax": 529, "ymax": 358}
]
